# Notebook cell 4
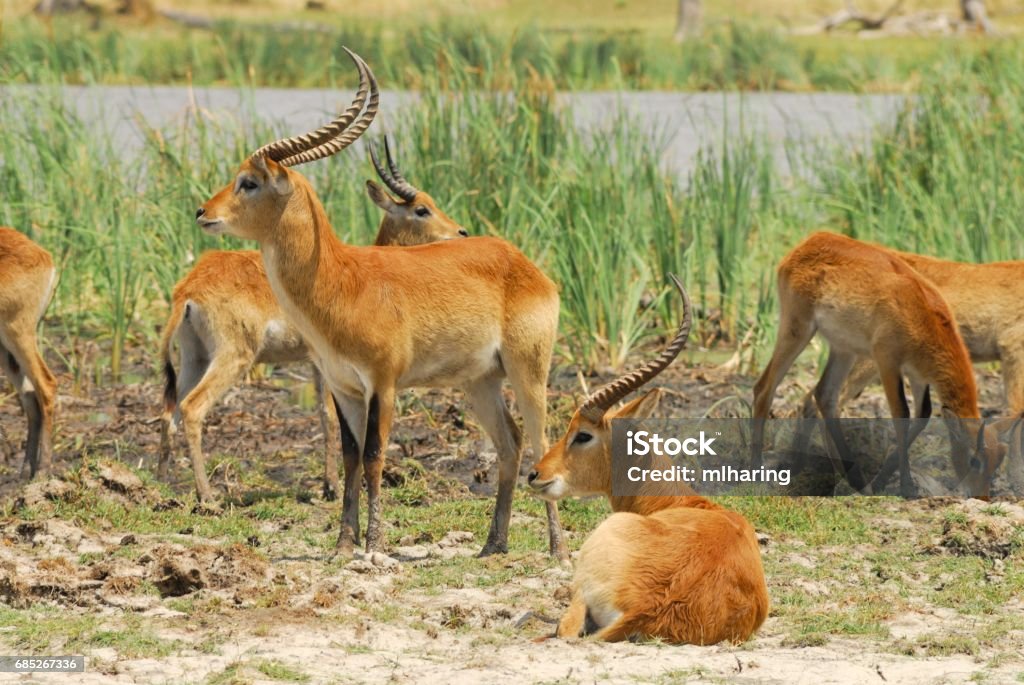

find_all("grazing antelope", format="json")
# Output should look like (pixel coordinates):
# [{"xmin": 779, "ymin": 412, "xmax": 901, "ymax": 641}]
[
  {"xmin": 194, "ymin": 49, "xmax": 567, "ymax": 560},
  {"xmin": 158, "ymin": 140, "xmax": 468, "ymax": 504},
  {"xmin": 529, "ymin": 277, "xmax": 769, "ymax": 644},
  {"xmin": 0, "ymin": 227, "xmax": 58, "ymax": 480},
  {"xmin": 798, "ymin": 247, "xmax": 1024, "ymax": 432},
  {"xmin": 752, "ymin": 231, "xmax": 1008, "ymax": 499}
]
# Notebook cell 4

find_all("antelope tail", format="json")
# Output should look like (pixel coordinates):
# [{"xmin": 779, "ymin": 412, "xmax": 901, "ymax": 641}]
[{"xmin": 159, "ymin": 300, "xmax": 185, "ymax": 414}]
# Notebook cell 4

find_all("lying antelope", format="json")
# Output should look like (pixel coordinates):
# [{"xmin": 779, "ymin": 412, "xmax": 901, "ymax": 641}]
[
  {"xmin": 0, "ymin": 227, "xmax": 58, "ymax": 479},
  {"xmin": 753, "ymin": 231, "xmax": 1008, "ymax": 498},
  {"xmin": 159, "ymin": 140, "xmax": 467, "ymax": 504},
  {"xmin": 194, "ymin": 49, "xmax": 567, "ymax": 560},
  {"xmin": 529, "ymin": 277, "xmax": 769, "ymax": 644}
]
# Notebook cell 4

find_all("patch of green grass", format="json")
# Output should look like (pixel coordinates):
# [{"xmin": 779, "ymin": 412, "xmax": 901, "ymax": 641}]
[
  {"xmin": 922, "ymin": 554, "xmax": 1024, "ymax": 615},
  {"xmin": 784, "ymin": 608, "xmax": 890, "ymax": 645},
  {"xmin": 205, "ymin": 662, "xmax": 251, "ymax": 685},
  {"xmin": 255, "ymin": 659, "xmax": 311, "ymax": 683},
  {"xmin": 2, "ymin": 14, "xmax": 1005, "ymax": 93},
  {"xmin": 9, "ymin": 463, "xmax": 318, "ymax": 547},
  {"xmin": 916, "ymin": 633, "xmax": 980, "ymax": 657},
  {"xmin": 0, "ymin": 607, "xmax": 182, "ymax": 659},
  {"xmin": 5, "ymin": 30, "xmax": 1024, "ymax": 377},
  {"xmin": 723, "ymin": 496, "xmax": 881, "ymax": 545},
  {"xmin": 944, "ymin": 510, "xmax": 970, "ymax": 526}
]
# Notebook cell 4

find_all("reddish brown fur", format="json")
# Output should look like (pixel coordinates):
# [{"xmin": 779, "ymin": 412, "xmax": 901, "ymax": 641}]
[
  {"xmin": 754, "ymin": 231, "xmax": 1005, "ymax": 498},
  {"xmin": 530, "ymin": 392, "xmax": 769, "ymax": 645},
  {"xmin": 0, "ymin": 227, "xmax": 58, "ymax": 479},
  {"xmin": 159, "ymin": 182, "xmax": 465, "ymax": 504},
  {"xmin": 197, "ymin": 155, "xmax": 567, "ymax": 559},
  {"xmin": 798, "ymin": 248, "xmax": 1024, "ymax": 489}
]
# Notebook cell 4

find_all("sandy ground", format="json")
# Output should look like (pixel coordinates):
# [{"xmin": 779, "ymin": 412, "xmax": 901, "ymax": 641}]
[
  {"xmin": 3, "ymin": 483, "xmax": 1023, "ymax": 685},
  {"xmin": 2, "ymin": 354, "xmax": 1023, "ymax": 684}
]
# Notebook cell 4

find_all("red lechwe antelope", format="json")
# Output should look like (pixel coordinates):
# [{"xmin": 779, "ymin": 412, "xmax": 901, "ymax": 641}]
[
  {"xmin": 752, "ymin": 231, "xmax": 1010, "ymax": 499},
  {"xmin": 795, "ymin": 244, "xmax": 1024, "ymax": 487},
  {"xmin": 0, "ymin": 227, "xmax": 58, "ymax": 479},
  {"xmin": 529, "ymin": 277, "xmax": 769, "ymax": 644},
  {"xmin": 158, "ymin": 139, "xmax": 467, "ymax": 504},
  {"xmin": 193, "ymin": 49, "xmax": 567, "ymax": 560}
]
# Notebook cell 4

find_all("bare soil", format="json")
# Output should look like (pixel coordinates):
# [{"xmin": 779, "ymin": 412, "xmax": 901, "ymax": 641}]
[{"xmin": 1, "ymin": 349, "xmax": 1023, "ymax": 684}]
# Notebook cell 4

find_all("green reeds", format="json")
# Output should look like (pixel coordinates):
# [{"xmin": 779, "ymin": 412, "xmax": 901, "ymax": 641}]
[{"xmin": 3, "ymin": 42, "xmax": 1024, "ymax": 385}]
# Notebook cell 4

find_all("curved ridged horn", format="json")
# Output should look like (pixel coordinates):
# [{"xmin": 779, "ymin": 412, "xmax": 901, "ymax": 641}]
[
  {"xmin": 580, "ymin": 275, "xmax": 693, "ymax": 422},
  {"xmin": 369, "ymin": 137, "xmax": 419, "ymax": 202},
  {"xmin": 250, "ymin": 47, "xmax": 377, "ymax": 167},
  {"xmin": 278, "ymin": 52, "xmax": 379, "ymax": 167}
]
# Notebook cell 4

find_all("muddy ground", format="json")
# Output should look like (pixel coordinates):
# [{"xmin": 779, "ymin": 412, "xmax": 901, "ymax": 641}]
[{"xmin": 1, "ymin": 346, "xmax": 1023, "ymax": 684}]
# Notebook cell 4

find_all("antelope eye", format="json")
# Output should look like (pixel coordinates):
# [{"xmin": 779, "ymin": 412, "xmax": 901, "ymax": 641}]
[
  {"xmin": 415, "ymin": 206, "xmax": 430, "ymax": 217},
  {"xmin": 572, "ymin": 432, "xmax": 593, "ymax": 445},
  {"xmin": 239, "ymin": 178, "xmax": 258, "ymax": 192}
]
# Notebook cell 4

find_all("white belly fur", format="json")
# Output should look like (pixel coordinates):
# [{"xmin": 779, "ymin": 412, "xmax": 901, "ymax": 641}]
[{"xmin": 814, "ymin": 309, "xmax": 873, "ymax": 357}]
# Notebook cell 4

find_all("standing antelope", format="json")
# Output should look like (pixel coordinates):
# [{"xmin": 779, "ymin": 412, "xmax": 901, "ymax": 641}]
[
  {"xmin": 194, "ymin": 49, "xmax": 567, "ymax": 560},
  {"xmin": 529, "ymin": 277, "xmax": 769, "ymax": 644},
  {"xmin": 797, "ymin": 248, "xmax": 1024, "ymax": 485},
  {"xmin": 0, "ymin": 227, "xmax": 58, "ymax": 480},
  {"xmin": 159, "ymin": 140, "xmax": 468, "ymax": 504},
  {"xmin": 752, "ymin": 231, "xmax": 1007, "ymax": 499}
]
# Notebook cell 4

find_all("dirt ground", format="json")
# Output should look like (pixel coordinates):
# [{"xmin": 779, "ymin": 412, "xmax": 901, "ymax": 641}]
[{"xmin": 1, "ymin": 347, "xmax": 1023, "ymax": 684}]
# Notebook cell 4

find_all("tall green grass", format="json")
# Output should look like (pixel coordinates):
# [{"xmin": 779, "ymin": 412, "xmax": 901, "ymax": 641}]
[
  {"xmin": 819, "ymin": 42, "xmax": 1024, "ymax": 262},
  {"xmin": 0, "ymin": 15, "xmax": 1001, "ymax": 92},
  {"xmin": 3, "ymin": 43, "xmax": 1024, "ymax": 384}
]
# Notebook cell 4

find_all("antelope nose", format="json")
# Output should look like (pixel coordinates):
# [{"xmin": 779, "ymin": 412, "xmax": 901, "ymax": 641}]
[
  {"xmin": 527, "ymin": 470, "xmax": 539, "ymax": 484},
  {"xmin": 195, "ymin": 207, "xmax": 205, "ymax": 219},
  {"xmin": 458, "ymin": 228, "xmax": 469, "ymax": 237}
]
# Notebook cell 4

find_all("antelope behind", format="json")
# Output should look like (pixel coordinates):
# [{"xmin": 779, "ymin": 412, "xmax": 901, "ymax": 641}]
[
  {"xmin": 753, "ymin": 231, "xmax": 1007, "ymax": 498},
  {"xmin": 0, "ymin": 227, "xmax": 59, "ymax": 480},
  {"xmin": 194, "ymin": 49, "xmax": 567, "ymax": 560},
  {"xmin": 796, "ymin": 246, "xmax": 1024, "ymax": 487},
  {"xmin": 158, "ymin": 140, "xmax": 467, "ymax": 504},
  {"xmin": 529, "ymin": 278, "xmax": 769, "ymax": 645}
]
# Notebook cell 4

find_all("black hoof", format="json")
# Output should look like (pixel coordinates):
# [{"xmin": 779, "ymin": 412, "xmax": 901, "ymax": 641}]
[{"xmin": 477, "ymin": 543, "xmax": 508, "ymax": 558}]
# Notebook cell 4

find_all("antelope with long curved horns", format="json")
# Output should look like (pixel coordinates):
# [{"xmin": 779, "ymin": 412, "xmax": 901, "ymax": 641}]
[
  {"xmin": 195, "ymin": 49, "xmax": 568, "ymax": 560},
  {"xmin": 0, "ymin": 227, "xmax": 58, "ymax": 480},
  {"xmin": 529, "ymin": 277, "xmax": 769, "ymax": 644},
  {"xmin": 158, "ymin": 137, "xmax": 467, "ymax": 504}
]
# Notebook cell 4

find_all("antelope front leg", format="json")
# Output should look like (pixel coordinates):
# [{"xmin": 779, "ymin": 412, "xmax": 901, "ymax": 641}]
[
  {"xmin": 544, "ymin": 502, "xmax": 568, "ymax": 562},
  {"xmin": 874, "ymin": 361, "xmax": 916, "ymax": 498},
  {"xmin": 333, "ymin": 393, "xmax": 365, "ymax": 556},
  {"xmin": 313, "ymin": 366, "xmax": 341, "ymax": 501},
  {"xmin": 363, "ymin": 388, "xmax": 395, "ymax": 553}
]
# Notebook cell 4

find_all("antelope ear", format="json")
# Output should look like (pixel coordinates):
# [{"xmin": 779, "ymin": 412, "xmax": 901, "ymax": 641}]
[
  {"xmin": 611, "ymin": 389, "xmax": 663, "ymax": 420},
  {"xmin": 268, "ymin": 160, "xmax": 292, "ymax": 196},
  {"xmin": 366, "ymin": 180, "xmax": 396, "ymax": 211},
  {"xmin": 995, "ymin": 443, "xmax": 1008, "ymax": 472},
  {"xmin": 252, "ymin": 155, "xmax": 292, "ymax": 196}
]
